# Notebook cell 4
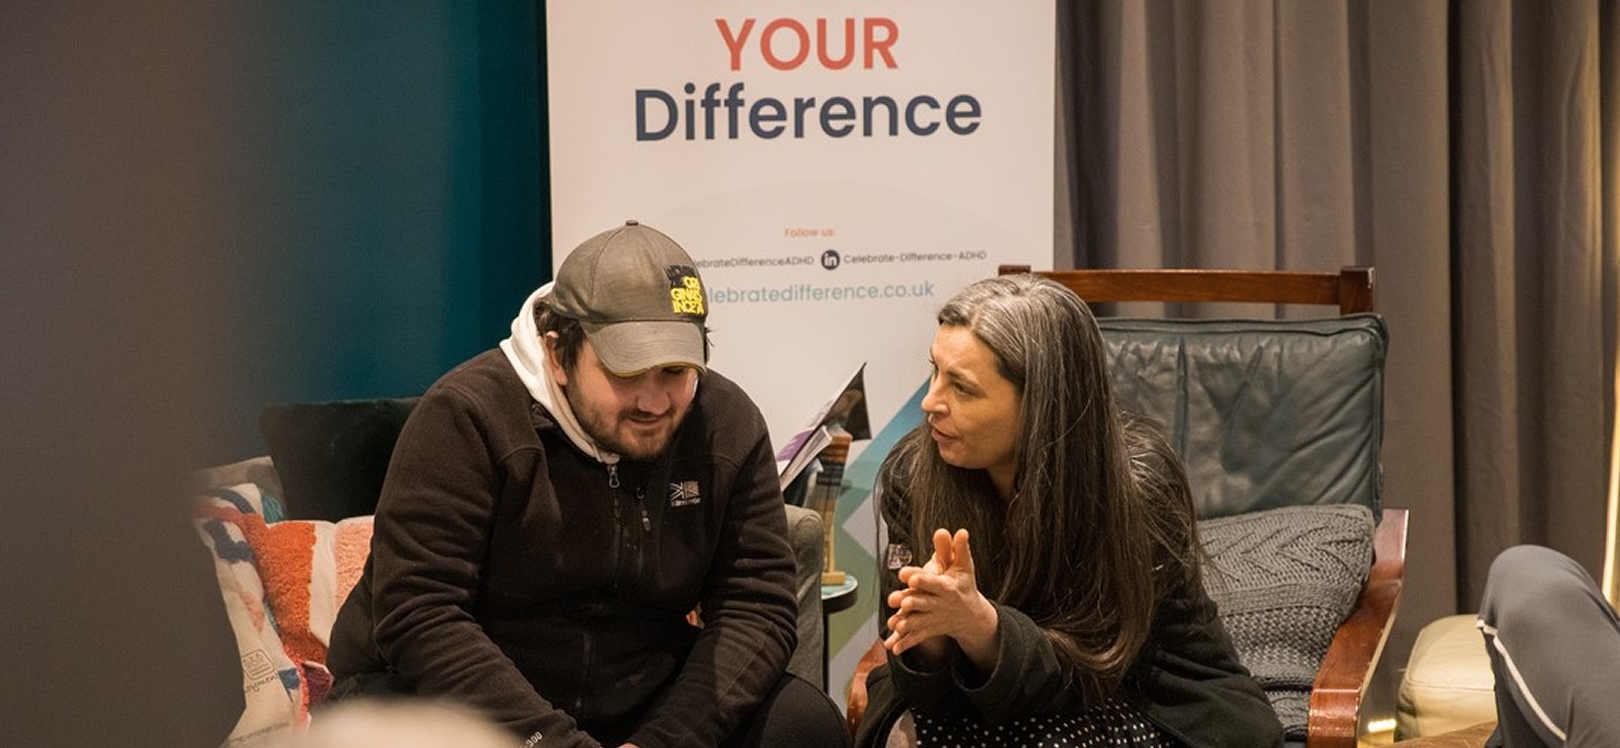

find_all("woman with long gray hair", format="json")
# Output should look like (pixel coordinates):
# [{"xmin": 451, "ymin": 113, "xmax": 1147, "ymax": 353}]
[{"xmin": 854, "ymin": 275, "xmax": 1281, "ymax": 748}]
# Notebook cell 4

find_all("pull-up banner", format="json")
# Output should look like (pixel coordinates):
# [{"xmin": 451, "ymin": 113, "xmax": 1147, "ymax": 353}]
[{"xmin": 547, "ymin": 0, "xmax": 1053, "ymax": 695}]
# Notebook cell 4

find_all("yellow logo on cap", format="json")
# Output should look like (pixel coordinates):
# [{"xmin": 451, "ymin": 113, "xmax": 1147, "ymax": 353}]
[{"xmin": 670, "ymin": 275, "xmax": 705, "ymax": 316}]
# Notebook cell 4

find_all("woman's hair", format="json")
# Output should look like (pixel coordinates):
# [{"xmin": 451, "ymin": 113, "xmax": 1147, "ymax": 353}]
[
  {"xmin": 1120, "ymin": 410, "xmax": 1204, "ymax": 594},
  {"xmin": 892, "ymin": 274, "xmax": 1198, "ymax": 701}
]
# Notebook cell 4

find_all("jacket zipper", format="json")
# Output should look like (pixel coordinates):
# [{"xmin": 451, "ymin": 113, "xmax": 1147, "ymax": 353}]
[
  {"xmin": 634, "ymin": 485, "xmax": 650, "ymax": 589},
  {"xmin": 583, "ymin": 461, "xmax": 622, "ymax": 716},
  {"xmin": 607, "ymin": 463, "xmax": 623, "ymax": 591}
]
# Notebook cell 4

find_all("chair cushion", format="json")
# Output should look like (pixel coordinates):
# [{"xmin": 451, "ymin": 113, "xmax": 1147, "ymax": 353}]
[
  {"xmin": 259, "ymin": 397, "xmax": 419, "ymax": 521},
  {"xmin": 1199, "ymin": 503, "xmax": 1375, "ymax": 739},
  {"xmin": 1397, "ymin": 614, "xmax": 1496, "ymax": 739},
  {"xmin": 249, "ymin": 516, "xmax": 374, "ymax": 668},
  {"xmin": 193, "ymin": 483, "xmax": 307, "ymax": 744},
  {"xmin": 1100, "ymin": 314, "xmax": 1387, "ymax": 520},
  {"xmin": 195, "ymin": 481, "xmax": 376, "ymax": 721}
]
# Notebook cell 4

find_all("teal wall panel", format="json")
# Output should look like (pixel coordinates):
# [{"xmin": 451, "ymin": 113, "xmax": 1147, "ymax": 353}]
[{"xmin": 203, "ymin": 2, "xmax": 546, "ymax": 464}]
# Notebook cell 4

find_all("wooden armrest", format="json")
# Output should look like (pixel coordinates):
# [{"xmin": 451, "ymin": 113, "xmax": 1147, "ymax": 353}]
[
  {"xmin": 845, "ymin": 639, "xmax": 888, "ymax": 739},
  {"xmin": 1306, "ymin": 507, "xmax": 1408, "ymax": 748}
]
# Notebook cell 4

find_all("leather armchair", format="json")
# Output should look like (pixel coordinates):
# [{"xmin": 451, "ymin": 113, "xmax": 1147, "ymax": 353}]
[{"xmin": 847, "ymin": 267, "xmax": 1407, "ymax": 748}]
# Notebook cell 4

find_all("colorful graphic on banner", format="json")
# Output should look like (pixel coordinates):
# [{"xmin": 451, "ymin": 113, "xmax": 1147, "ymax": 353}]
[{"xmin": 547, "ymin": 1, "xmax": 1054, "ymax": 701}]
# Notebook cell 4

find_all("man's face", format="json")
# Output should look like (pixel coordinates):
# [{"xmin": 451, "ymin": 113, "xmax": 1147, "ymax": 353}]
[{"xmin": 546, "ymin": 335, "xmax": 699, "ymax": 460}]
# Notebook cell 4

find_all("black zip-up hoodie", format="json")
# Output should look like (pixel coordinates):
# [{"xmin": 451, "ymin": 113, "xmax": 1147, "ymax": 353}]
[
  {"xmin": 327, "ymin": 348, "xmax": 798, "ymax": 748},
  {"xmin": 854, "ymin": 430, "xmax": 1283, "ymax": 748}
]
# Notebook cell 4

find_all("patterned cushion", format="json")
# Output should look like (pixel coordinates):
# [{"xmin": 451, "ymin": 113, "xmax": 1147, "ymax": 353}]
[
  {"xmin": 255, "ymin": 520, "xmax": 339, "ymax": 666},
  {"xmin": 1199, "ymin": 504, "xmax": 1375, "ymax": 739},
  {"xmin": 190, "ymin": 456, "xmax": 286, "ymax": 507},
  {"xmin": 194, "ymin": 479, "xmax": 377, "ymax": 741},
  {"xmin": 252, "ymin": 516, "xmax": 374, "ymax": 666},
  {"xmin": 194, "ymin": 483, "xmax": 305, "ymax": 745}
]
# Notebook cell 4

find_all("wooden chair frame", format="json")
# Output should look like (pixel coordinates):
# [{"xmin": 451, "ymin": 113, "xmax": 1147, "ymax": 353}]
[
  {"xmin": 996, "ymin": 265, "xmax": 1375, "ymax": 315},
  {"xmin": 846, "ymin": 266, "xmax": 1405, "ymax": 748}
]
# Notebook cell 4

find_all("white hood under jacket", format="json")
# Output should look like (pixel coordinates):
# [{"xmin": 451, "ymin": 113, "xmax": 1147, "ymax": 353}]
[{"xmin": 498, "ymin": 284, "xmax": 619, "ymax": 466}]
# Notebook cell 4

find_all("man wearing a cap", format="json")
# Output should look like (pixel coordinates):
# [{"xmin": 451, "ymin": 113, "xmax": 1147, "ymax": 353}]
[{"xmin": 326, "ymin": 222, "xmax": 847, "ymax": 747}]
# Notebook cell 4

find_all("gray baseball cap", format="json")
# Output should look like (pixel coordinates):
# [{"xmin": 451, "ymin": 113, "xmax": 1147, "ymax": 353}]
[{"xmin": 547, "ymin": 220, "xmax": 709, "ymax": 375}]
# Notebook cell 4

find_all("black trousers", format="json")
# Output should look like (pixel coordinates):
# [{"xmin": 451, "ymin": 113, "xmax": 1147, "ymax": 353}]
[
  {"xmin": 1479, "ymin": 545, "xmax": 1620, "ymax": 748},
  {"xmin": 723, "ymin": 672, "xmax": 851, "ymax": 748}
]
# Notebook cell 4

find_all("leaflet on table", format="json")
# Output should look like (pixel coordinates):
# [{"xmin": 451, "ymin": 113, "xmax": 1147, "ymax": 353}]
[{"xmin": 774, "ymin": 363, "xmax": 871, "ymax": 491}]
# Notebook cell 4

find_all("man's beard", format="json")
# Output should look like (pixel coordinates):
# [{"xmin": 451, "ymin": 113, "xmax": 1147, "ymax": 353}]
[{"xmin": 563, "ymin": 384, "xmax": 685, "ymax": 460}]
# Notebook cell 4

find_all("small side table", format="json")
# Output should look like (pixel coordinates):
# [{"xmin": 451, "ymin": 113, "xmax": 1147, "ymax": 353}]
[{"xmin": 820, "ymin": 577, "xmax": 859, "ymax": 689}]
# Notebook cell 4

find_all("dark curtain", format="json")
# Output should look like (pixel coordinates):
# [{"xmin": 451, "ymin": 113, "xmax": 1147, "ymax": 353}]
[
  {"xmin": 1452, "ymin": 0, "xmax": 1617, "ymax": 608},
  {"xmin": 1057, "ymin": 0, "xmax": 1618, "ymax": 710}
]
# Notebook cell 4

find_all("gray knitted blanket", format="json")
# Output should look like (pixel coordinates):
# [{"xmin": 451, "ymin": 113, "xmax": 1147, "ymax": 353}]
[{"xmin": 1198, "ymin": 504, "xmax": 1375, "ymax": 739}]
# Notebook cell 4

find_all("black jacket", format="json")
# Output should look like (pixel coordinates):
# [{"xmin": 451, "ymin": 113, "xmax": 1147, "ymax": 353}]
[
  {"xmin": 855, "ymin": 443, "xmax": 1283, "ymax": 748},
  {"xmin": 327, "ymin": 350, "xmax": 798, "ymax": 748}
]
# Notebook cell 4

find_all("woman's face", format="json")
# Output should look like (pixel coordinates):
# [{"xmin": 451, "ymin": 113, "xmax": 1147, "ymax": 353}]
[{"xmin": 922, "ymin": 324, "xmax": 1023, "ymax": 498}]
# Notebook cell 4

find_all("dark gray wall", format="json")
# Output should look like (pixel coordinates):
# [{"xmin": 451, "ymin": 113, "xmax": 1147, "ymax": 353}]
[{"xmin": 2, "ymin": 3, "xmax": 546, "ymax": 744}]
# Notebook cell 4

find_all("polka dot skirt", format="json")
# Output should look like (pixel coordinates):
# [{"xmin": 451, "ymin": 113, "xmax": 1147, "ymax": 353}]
[{"xmin": 910, "ymin": 698, "xmax": 1172, "ymax": 748}]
